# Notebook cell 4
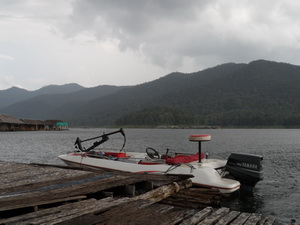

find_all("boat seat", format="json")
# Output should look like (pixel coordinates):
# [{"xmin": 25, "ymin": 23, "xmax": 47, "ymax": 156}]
[
  {"xmin": 165, "ymin": 153, "xmax": 204, "ymax": 165},
  {"xmin": 104, "ymin": 152, "xmax": 127, "ymax": 158}
]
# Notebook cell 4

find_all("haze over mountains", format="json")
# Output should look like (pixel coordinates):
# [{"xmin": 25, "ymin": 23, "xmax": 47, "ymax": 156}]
[
  {"xmin": 1, "ymin": 60, "xmax": 300, "ymax": 127},
  {"xmin": 0, "ymin": 83, "xmax": 85, "ymax": 109}
]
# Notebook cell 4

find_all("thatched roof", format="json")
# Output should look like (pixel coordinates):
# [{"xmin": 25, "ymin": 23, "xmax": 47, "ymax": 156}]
[
  {"xmin": 21, "ymin": 119, "xmax": 46, "ymax": 125},
  {"xmin": 0, "ymin": 114, "xmax": 25, "ymax": 124}
]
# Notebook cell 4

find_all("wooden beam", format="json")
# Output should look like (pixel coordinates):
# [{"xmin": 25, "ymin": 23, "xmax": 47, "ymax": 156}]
[{"xmin": 133, "ymin": 179, "xmax": 192, "ymax": 204}]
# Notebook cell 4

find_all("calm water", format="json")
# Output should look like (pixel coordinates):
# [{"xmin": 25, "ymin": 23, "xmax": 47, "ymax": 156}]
[{"xmin": 1, "ymin": 128, "xmax": 299, "ymax": 224}]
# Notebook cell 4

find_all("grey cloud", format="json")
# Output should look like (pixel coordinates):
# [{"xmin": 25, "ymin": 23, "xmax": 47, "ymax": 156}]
[
  {"xmin": 66, "ymin": 0, "xmax": 214, "ymax": 67},
  {"xmin": 64, "ymin": 0, "xmax": 300, "ymax": 70}
]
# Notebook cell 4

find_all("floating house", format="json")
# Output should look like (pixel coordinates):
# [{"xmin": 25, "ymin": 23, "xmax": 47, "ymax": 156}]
[
  {"xmin": 0, "ymin": 114, "xmax": 25, "ymax": 131},
  {"xmin": 0, "ymin": 114, "xmax": 68, "ymax": 131},
  {"xmin": 44, "ymin": 120, "xmax": 69, "ymax": 130}
]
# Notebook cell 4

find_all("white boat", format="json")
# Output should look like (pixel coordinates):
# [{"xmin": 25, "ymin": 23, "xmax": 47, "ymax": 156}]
[{"xmin": 58, "ymin": 129, "xmax": 263, "ymax": 194}]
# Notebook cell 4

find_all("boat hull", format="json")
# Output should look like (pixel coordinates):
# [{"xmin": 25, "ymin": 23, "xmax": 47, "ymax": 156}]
[{"xmin": 58, "ymin": 152, "xmax": 240, "ymax": 194}]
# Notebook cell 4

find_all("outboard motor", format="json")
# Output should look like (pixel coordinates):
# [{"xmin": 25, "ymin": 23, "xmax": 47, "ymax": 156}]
[{"xmin": 225, "ymin": 153, "xmax": 263, "ymax": 193}]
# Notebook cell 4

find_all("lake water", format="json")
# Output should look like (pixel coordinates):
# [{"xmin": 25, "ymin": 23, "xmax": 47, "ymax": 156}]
[{"xmin": 0, "ymin": 128, "xmax": 299, "ymax": 224}]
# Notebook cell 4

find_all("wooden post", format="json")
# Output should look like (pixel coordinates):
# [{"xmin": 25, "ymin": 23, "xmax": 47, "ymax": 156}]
[{"xmin": 125, "ymin": 184, "xmax": 136, "ymax": 196}]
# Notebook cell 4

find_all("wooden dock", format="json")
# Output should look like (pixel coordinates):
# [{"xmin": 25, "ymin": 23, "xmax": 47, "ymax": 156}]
[{"xmin": 0, "ymin": 161, "xmax": 276, "ymax": 225}]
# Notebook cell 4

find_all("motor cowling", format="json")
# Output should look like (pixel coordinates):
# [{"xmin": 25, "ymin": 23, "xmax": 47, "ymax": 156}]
[{"xmin": 225, "ymin": 153, "xmax": 263, "ymax": 193}]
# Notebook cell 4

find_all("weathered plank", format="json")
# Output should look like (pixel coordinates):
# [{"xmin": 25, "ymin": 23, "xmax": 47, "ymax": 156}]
[
  {"xmin": 178, "ymin": 188, "xmax": 222, "ymax": 200},
  {"xmin": 34, "ymin": 198, "xmax": 130, "ymax": 225},
  {"xmin": 26, "ymin": 198, "xmax": 129, "ymax": 225},
  {"xmin": 0, "ymin": 174, "xmax": 140, "ymax": 211},
  {"xmin": 0, "ymin": 198, "xmax": 101, "ymax": 225},
  {"xmin": 0, "ymin": 162, "xmax": 30, "ymax": 174},
  {"xmin": 180, "ymin": 207, "xmax": 213, "ymax": 225},
  {"xmin": 199, "ymin": 207, "xmax": 231, "ymax": 225},
  {"xmin": 170, "ymin": 192, "xmax": 220, "ymax": 206},
  {"xmin": 63, "ymin": 200, "xmax": 195, "ymax": 225},
  {"xmin": 230, "ymin": 212, "xmax": 251, "ymax": 225},
  {"xmin": 244, "ymin": 213, "xmax": 262, "ymax": 225},
  {"xmin": 259, "ymin": 217, "xmax": 276, "ymax": 225},
  {"xmin": 215, "ymin": 211, "xmax": 240, "ymax": 225},
  {"xmin": 0, "ymin": 180, "xmax": 191, "ymax": 224},
  {"xmin": 0, "ymin": 167, "xmax": 96, "ymax": 193},
  {"xmin": 162, "ymin": 198, "xmax": 208, "ymax": 209}
]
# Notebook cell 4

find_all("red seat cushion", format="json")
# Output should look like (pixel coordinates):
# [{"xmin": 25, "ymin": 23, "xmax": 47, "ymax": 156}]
[
  {"xmin": 165, "ymin": 153, "xmax": 204, "ymax": 165},
  {"xmin": 104, "ymin": 152, "xmax": 127, "ymax": 158}
]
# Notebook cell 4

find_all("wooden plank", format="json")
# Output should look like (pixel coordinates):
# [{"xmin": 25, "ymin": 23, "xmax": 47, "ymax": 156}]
[
  {"xmin": 230, "ymin": 212, "xmax": 251, "ymax": 225},
  {"xmin": 0, "ymin": 194, "xmax": 87, "ymax": 213},
  {"xmin": 0, "ymin": 162, "xmax": 190, "ymax": 194},
  {"xmin": 161, "ymin": 198, "xmax": 208, "ymax": 209},
  {"xmin": 0, "ymin": 180, "xmax": 191, "ymax": 224},
  {"xmin": 54, "ymin": 180, "xmax": 191, "ymax": 224},
  {"xmin": 0, "ymin": 174, "xmax": 141, "ymax": 211},
  {"xmin": 258, "ymin": 217, "xmax": 268, "ymax": 225},
  {"xmin": 0, "ymin": 161, "xmax": 194, "ymax": 212},
  {"xmin": 178, "ymin": 188, "xmax": 222, "ymax": 200},
  {"xmin": 0, "ymin": 163, "xmax": 185, "ymax": 194},
  {"xmin": 0, "ymin": 168, "xmax": 96, "ymax": 193},
  {"xmin": 0, "ymin": 162, "xmax": 191, "ymax": 194},
  {"xmin": 260, "ymin": 217, "xmax": 276, "ymax": 225},
  {"xmin": 244, "ymin": 213, "xmax": 262, "ymax": 225},
  {"xmin": 180, "ymin": 207, "xmax": 213, "ymax": 225},
  {"xmin": 0, "ymin": 164, "xmax": 95, "ymax": 188},
  {"xmin": 0, "ymin": 162, "xmax": 30, "ymax": 174},
  {"xmin": 60, "ymin": 200, "xmax": 195, "ymax": 225},
  {"xmin": 0, "ymin": 198, "xmax": 101, "ymax": 225},
  {"xmin": 34, "ymin": 198, "xmax": 131, "ymax": 225},
  {"xmin": 21, "ymin": 179, "xmax": 189, "ymax": 224},
  {"xmin": 215, "ymin": 211, "xmax": 240, "ymax": 225},
  {"xmin": 30, "ymin": 197, "xmax": 136, "ymax": 225},
  {"xmin": 0, "ymin": 164, "xmax": 36, "ymax": 178},
  {"xmin": 169, "ymin": 193, "xmax": 220, "ymax": 206},
  {"xmin": 199, "ymin": 207, "xmax": 230, "ymax": 225}
]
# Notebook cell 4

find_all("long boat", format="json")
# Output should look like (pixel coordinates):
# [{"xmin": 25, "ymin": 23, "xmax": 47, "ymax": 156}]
[{"xmin": 58, "ymin": 129, "xmax": 263, "ymax": 194}]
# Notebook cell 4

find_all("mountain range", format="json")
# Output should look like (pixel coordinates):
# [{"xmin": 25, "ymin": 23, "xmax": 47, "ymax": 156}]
[{"xmin": 1, "ymin": 59, "xmax": 300, "ymax": 127}]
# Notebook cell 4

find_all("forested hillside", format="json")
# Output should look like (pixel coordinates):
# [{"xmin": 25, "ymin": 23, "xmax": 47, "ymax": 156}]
[
  {"xmin": 2, "ymin": 60, "xmax": 300, "ymax": 127},
  {"xmin": 67, "ymin": 60, "xmax": 300, "ymax": 127}
]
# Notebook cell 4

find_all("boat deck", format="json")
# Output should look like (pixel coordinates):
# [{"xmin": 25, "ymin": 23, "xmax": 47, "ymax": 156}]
[{"xmin": 0, "ymin": 161, "xmax": 276, "ymax": 225}]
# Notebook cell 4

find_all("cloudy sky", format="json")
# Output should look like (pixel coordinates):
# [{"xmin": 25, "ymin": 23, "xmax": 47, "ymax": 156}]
[{"xmin": 1, "ymin": 0, "xmax": 300, "ymax": 90}]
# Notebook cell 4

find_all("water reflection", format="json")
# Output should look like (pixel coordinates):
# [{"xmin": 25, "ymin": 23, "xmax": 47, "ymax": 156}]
[{"xmin": 221, "ymin": 191, "xmax": 265, "ymax": 214}]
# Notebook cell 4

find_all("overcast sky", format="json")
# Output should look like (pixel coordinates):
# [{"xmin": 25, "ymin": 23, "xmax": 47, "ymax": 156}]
[{"xmin": 1, "ymin": 0, "xmax": 300, "ymax": 90}]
